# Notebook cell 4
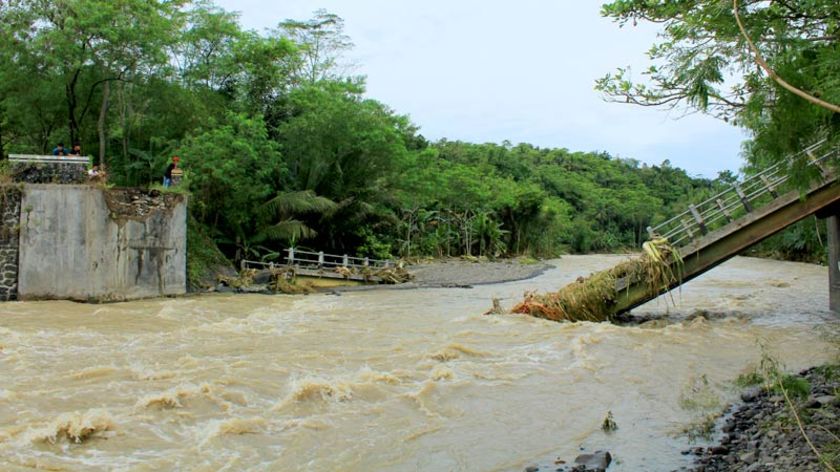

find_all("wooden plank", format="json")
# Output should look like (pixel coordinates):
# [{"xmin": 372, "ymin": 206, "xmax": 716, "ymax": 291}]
[
  {"xmin": 760, "ymin": 175, "xmax": 779, "ymax": 198},
  {"xmin": 734, "ymin": 185, "xmax": 753, "ymax": 212},
  {"xmin": 807, "ymin": 149, "xmax": 830, "ymax": 177},
  {"xmin": 688, "ymin": 204, "xmax": 708, "ymax": 234}
]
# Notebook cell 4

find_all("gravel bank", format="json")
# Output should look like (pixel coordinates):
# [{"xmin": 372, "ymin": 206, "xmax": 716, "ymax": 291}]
[
  {"xmin": 325, "ymin": 258, "xmax": 554, "ymax": 293},
  {"xmin": 407, "ymin": 258, "xmax": 553, "ymax": 287},
  {"xmin": 684, "ymin": 365, "xmax": 839, "ymax": 472}
]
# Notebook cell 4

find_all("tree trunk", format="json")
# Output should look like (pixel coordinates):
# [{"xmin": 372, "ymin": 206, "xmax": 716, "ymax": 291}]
[
  {"xmin": 66, "ymin": 68, "xmax": 82, "ymax": 145},
  {"xmin": 120, "ymin": 81, "xmax": 129, "ymax": 164},
  {"xmin": 0, "ymin": 117, "xmax": 5, "ymax": 160},
  {"xmin": 405, "ymin": 210, "xmax": 414, "ymax": 257},
  {"xmin": 97, "ymin": 80, "xmax": 110, "ymax": 166}
]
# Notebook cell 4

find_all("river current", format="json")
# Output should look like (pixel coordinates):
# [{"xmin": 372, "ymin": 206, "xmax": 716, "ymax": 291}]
[{"xmin": 0, "ymin": 255, "xmax": 837, "ymax": 471}]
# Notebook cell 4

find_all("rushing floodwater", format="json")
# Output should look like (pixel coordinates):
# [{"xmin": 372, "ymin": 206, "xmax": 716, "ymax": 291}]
[{"xmin": 0, "ymin": 255, "xmax": 838, "ymax": 471}]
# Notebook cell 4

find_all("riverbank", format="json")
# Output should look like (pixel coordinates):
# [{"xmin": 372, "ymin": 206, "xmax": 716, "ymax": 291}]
[
  {"xmin": 685, "ymin": 365, "xmax": 839, "ymax": 472},
  {"xmin": 407, "ymin": 257, "xmax": 554, "ymax": 287},
  {"xmin": 317, "ymin": 257, "xmax": 554, "ymax": 294}
]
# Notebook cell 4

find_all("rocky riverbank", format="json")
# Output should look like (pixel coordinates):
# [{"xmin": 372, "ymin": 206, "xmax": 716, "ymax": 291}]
[
  {"xmin": 524, "ymin": 450, "xmax": 613, "ymax": 472},
  {"xmin": 684, "ymin": 365, "xmax": 839, "ymax": 472}
]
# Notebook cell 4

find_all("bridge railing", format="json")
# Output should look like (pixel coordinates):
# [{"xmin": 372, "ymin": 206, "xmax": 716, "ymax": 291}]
[
  {"xmin": 8, "ymin": 154, "xmax": 90, "ymax": 164},
  {"xmin": 241, "ymin": 248, "xmax": 393, "ymax": 271},
  {"xmin": 647, "ymin": 139, "xmax": 838, "ymax": 248}
]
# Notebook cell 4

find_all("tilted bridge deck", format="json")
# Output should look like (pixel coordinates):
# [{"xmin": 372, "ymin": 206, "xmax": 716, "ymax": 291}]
[{"xmin": 612, "ymin": 139, "xmax": 840, "ymax": 316}]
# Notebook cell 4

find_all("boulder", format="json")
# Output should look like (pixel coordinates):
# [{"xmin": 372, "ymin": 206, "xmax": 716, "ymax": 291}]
[{"xmin": 573, "ymin": 450, "xmax": 611, "ymax": 471}]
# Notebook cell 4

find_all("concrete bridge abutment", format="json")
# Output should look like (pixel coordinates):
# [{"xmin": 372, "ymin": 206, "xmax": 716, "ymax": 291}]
[{"xmin": 825, "ymin": 215, "xmax": 840, "ymax": 314}]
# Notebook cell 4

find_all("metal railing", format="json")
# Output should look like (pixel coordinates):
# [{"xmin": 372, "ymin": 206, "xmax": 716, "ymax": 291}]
[
  {"xmin": 9, "ymin": 154, "xmax": 90, "ymax": 164},
  {"xmin": 647, "ymin": 139, "xmax": 838, "ymax": 248},
  {"xmin": 242, "ymin": 248, "xmax": 393, "ymax": 271}
]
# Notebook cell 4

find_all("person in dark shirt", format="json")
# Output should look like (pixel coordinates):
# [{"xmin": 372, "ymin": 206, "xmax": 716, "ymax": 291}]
[
  {"xmin": 68, "ymin": 143, "xmax": 82, "ymax": 156},
  {"xmin": 163, "ymin": 156, "xmax": 180, "ymax": 187},
  {"xmin": 52, "ymin": 143, "xmax": 67, "ymax": 156}
]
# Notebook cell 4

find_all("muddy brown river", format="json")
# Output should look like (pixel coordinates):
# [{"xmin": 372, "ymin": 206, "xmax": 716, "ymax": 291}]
[{"xmin": 1, "ymin": 255, "xmax": 838, "ymax": 471}]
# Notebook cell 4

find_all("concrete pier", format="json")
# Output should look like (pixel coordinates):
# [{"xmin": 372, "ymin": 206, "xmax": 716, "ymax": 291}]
[
  {"xmin": 828, "ymin": 215, "xmax": 840, "ymax": 314},
  {"xmin": 14, "ymin": 185, "xmax": 187, "ymax": 302}
]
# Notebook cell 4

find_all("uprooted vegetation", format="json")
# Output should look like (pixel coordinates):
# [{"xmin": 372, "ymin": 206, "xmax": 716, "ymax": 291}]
[
  {"xmin": 218, "ymin": 267, "xmax": 315, "ymax": 294},
  {"xmin": 509, "ymin": 239, "xmax": 681, "ymax": 322},
  {"xmin": 333, "ymin": 265, "xmax": 413, "ymax": 284}
]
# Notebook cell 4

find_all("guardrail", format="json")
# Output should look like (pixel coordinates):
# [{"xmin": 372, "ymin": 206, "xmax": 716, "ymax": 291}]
[
  {"xmin": 9, "ymin": 154, "xmax": 90, "ymax": 164},
  {"xmin": 241, "ymin": 248, "xmax": 393, "ymax": 271},
  {"xmin": 647, "ymin": 139, "xmax": 838, "ymax": 248}
]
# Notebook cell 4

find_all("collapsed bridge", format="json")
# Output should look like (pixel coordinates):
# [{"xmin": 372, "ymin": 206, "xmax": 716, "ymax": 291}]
[{"xmin": 513, "ymin": 139, "xmax": 840, "ymax": 321}]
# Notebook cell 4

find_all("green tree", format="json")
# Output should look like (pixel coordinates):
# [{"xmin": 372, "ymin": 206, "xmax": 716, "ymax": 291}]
[
  {"xmin": 278, "ymin": 81, "xmax": 405, "ymax": 199},
  {"xmin": 278, "ymin": 9, "xmax": 354, "ymax": 84},
  {"xmin": 259, "ymin": 190, "xmax": 337, "ymax": 244},
  {"xmin": 177, "ymin": 112, "xmax": 284, "ymax": 259},
  {"xmin": 1, "ymin": 0, "xmax": 183, "ymax": 150},
  {"xmin": 597, "ymin": 0, "xmax": 840, "ymax": 176}
]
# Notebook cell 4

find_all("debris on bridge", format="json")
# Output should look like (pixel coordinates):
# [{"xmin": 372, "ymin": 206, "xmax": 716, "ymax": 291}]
[
  {"xmin": 269, "ymin": 270, "xmax": 315, "ymax": 294},
  {"xmin": 509, "ymin": 239, "xmax": 681, "ymax": 322}
]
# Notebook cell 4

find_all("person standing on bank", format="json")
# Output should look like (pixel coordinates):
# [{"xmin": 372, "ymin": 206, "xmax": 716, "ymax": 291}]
[
  {"xmin": 52, "ymin": 143, "xmax": 68, "ymax": 156},
  {"xmin": 163, "ymin": 156, "xmax": 180, "ymax": 187},
  {"xmin": 68, "ymin": 143, "xmax": 82, "ymax": 156}
]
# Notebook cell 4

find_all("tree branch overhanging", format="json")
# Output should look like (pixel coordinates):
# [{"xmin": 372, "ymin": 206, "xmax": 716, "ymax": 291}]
[{"xmin": 733, "ymin": 0, "xmax": 840, "ymax": 114}]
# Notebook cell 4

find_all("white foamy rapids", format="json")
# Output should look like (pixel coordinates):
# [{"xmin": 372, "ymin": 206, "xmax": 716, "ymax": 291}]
[
  {"xmin": 135, "ymin": 383, "xmax": 236, "ymax": 412},
  {"xmin": 17, "ymin": 409, "xmax": 116, "ymax": 445},
  {"xmin": 272, "ymin": 366, "xmax": 405, "ymax": 413},
  {"xmin": 197, "ymin": 417, "xmax": 268, "ymax": 446}
]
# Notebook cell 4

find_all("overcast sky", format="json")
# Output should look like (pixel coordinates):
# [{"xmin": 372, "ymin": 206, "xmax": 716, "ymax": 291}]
[{"xmin": 215, "ymin": 0, "xmax": 747, "ymax": 178}]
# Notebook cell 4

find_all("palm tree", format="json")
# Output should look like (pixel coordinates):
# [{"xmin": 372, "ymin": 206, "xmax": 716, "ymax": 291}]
[{"xmin": 257, "ymin": 189, "xmax": 337, "ymax": 245}]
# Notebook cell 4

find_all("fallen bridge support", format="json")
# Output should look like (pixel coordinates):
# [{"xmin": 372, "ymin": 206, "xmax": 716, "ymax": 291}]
[{"xmin": 827, "ymin": 215, "xmax": 840, "ymax": 314}]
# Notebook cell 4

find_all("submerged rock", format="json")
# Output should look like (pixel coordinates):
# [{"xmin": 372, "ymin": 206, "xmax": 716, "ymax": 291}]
[{"xmin": 572, "ymin": 450, "xmax": 612, "ymax": 472}]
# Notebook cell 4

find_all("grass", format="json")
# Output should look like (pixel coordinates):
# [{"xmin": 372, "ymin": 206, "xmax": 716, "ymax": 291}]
[
  {"xmin": 601, "ymin": 411, "xmax": 618, "ymax": 433},
  {"xmin": 187, "ymin": 216, "xmax": 234, "ymax": 289},
  {"xmin": 734, "ymin": 369, "xmax": 764, "ymax": 388},
  {"xmin": 679, "ymin": 374, "xmax": 722, "ymax": 411},
  {"xmin": 681, "ymin": 413, "xmax": 719, "ymax": 443}
]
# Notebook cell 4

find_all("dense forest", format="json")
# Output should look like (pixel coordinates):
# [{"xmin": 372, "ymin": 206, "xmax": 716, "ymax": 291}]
[{"xmin": 0, "ymin": 1, "xmax": 833, "ymax": 276}]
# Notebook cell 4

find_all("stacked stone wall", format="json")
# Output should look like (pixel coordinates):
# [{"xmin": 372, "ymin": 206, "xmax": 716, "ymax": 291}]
[
  {"xmin": 0, "ymin": 186, "xmax": 22, "ymax": 300},
  {"xmin": 12, "ymin": 161, "xmax": 87, "ymax": 184}
]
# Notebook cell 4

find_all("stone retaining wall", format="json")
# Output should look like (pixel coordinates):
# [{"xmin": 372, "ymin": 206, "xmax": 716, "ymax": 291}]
[
  {"xmin": 0, "ymin": 187, "xmax": 22, "ymax": 301},
  {"xmin": 11, "ymin": 161, "xmax": 88, "ymax": 184}
]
